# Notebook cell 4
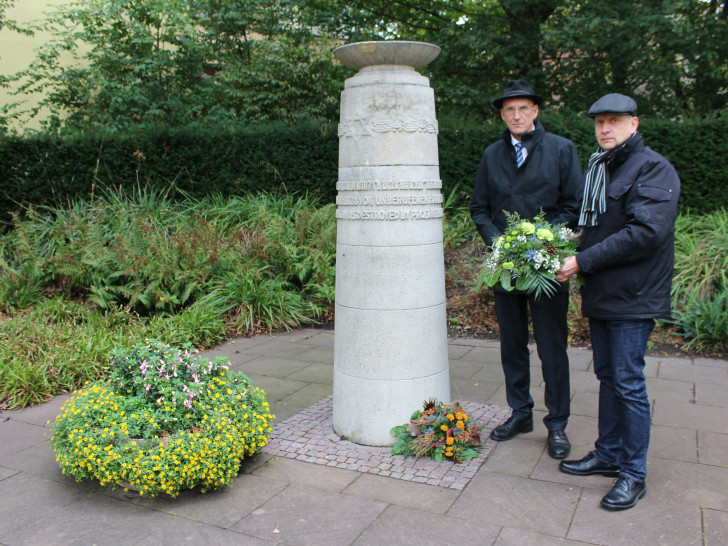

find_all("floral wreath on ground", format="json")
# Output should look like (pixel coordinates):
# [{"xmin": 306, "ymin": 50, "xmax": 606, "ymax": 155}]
[
  {"xmin": 390, "ymin": 400, "xmax": 482, "ymax": 463},
  {"xmin": 49, "ymin": 340, "xmax": 274, "ymax": 497}
]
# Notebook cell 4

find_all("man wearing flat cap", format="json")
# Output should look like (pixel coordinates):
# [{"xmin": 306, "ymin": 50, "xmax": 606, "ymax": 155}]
[
  {"xmin": 470, "ymin": 80, "xmax": 581, "ymax": 459},
  {"xmin": 556, "ymin": 93, "xmax": 680, "ymax": 510}
]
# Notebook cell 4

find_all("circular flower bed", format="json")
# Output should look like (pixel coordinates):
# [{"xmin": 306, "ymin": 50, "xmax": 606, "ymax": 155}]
[{"xmin": 49, "ymin": 340, "xmax": 274, "ymax": 497}]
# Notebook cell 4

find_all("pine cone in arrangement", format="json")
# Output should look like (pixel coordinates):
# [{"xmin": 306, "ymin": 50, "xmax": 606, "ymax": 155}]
[{"xmin": 545, "ymin": 242, "xmax": 557, "ymax": 255}]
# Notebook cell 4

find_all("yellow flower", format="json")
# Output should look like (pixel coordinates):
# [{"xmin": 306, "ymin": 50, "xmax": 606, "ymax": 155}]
[
  {"xmin": 456, "ymin": 421, "xmax": 465, "ymax": 430},
  {"xmin": 440, "ymin": 425, "xmax": 448, "ymax": 431},
  {"xmin": 446, "ymin": 413, "xmax": 455, "ymax": 421},
  {"xmin": 446, "ymin": 437, "xmax": 455, "ymax": 445}
]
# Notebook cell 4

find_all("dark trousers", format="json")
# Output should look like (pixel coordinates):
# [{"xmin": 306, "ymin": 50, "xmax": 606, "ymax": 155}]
[
  {"xmin": 590, "ymin": 318, "xmax": 654, "ymax": 481},
  {"xmin": 494, "ymin": 290, "xmax": 570, "ymax": 431}
]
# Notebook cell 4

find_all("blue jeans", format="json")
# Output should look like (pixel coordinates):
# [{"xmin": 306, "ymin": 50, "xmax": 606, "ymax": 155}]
[{"xmin": 590, "ymin": 318, "xmax": 654, "ymax": 482}]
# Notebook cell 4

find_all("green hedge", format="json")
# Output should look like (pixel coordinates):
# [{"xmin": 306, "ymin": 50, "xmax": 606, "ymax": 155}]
[{"xmin": 1, "ymin": 113, "xmax": 725, "ymax": 227}]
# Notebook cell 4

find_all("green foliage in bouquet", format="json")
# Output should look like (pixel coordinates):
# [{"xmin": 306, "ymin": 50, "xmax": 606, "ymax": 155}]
[
  {"xmin": 48, "ymin": 341, "xmax": 274, "ymax": 497},
  {"xmin": 477, "ymin": 211, "xmax": 579, "ymax": 299},
  {"xmin": 391, "ymin": 400, "xmax": 482, "ymax": 463}
]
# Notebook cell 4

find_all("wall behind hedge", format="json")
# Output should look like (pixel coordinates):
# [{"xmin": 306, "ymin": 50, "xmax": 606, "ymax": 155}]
[{"xmin": 1, "ymin": 113, "xmax": 725, "ymax": 227}]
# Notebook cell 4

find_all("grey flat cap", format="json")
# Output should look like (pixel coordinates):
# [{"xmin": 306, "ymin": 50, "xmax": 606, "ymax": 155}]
[{"xmin": 588, "ymin": 93, "xmax": 638, "ymax": 118}]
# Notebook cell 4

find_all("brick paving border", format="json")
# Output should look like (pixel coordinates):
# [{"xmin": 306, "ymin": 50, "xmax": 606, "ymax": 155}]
[{"xmin": 263, "ymin": 395, "xmax": 510, "ymax": 490}]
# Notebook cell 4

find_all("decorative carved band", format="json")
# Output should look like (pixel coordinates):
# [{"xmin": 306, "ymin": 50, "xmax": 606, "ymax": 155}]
[{"xmin": 338, "ymin": 117, "xmax": 439, "ymax": 139}]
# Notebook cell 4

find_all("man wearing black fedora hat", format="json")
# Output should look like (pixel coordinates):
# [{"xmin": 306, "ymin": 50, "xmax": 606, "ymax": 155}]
[
  {"xmin": 556, "ymin": 93, "xmax": 680, "ymax": 510},
  {"xmin": 470, "ymin": 79, "xmax": 581, "ymax": 459}
]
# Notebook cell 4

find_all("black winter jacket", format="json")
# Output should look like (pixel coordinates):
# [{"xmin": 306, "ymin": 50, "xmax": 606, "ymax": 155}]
[
  {"xmin": 470, "ymin": 121, "xmax": 582, "ymax": 245},
  {"xmin": 575, "ymin": 132, "xmax": 680, "ymax": 320},
  {"xmin": 470, "ymin": 121, "xmax": 582, "ymax": 293}
]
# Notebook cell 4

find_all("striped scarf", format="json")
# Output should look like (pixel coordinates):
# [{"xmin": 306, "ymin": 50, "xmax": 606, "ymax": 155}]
[{"xmin": 578, "ymin": 135, "xmax": 634, "ymax": 227}]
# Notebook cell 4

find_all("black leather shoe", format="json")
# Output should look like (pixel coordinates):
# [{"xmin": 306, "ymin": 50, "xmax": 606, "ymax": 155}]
[
  {"xmin": 490, "ymin": 414, "xmax": 533, "ymax": 441},
  {"xmin": 547, "ymin": 430, "xmax": 571, "ymax": 459},
  {"xmin": 600, "ymin": 476, "xmax": 646, "ymax": 510},
  {"xmin": 559, "ymin": 452, "xmax": 620, "ymax": 477}
]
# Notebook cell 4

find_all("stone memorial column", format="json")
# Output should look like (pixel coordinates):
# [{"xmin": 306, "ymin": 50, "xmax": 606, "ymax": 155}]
[{"xmin": 332, "ymin": 41, "xmax": 450, "ymax": 446}]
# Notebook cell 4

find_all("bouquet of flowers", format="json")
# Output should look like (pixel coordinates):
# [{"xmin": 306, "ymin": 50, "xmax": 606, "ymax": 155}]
[
  {"xmin": 390, "ymin": 400, "xmax": 482, "ymax": 463},
  {"xmin": 477, "ymin": 211, "xmax": 579, "ymax": 299}
]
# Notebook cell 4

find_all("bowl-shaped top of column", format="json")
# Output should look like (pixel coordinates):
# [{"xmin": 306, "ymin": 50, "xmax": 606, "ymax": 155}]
[{"xmin": 334, "ymin": 41, "xmax": 440, "ymax": 70}]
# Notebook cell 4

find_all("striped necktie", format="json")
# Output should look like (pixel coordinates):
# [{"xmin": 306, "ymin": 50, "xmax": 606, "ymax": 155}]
[{"xmin": 515, "ymin": 142, "xmax": 525, "ymax": 168}]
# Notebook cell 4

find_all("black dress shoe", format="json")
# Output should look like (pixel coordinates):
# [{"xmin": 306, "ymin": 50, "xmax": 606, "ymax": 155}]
[
  {"xmin": 601, "ymin": 476, "xmax": 646, "ymax": 510},
  {"xmin": 559, "ymin": 452, "xmax": 620, "ymax": 477},
  {"xmin": 547, "ymin": 430, "xmax": 571, "ymax": 459},
  {"xmin": 490, "ymin": 414, "xmax": 533, "ymax": 441}
]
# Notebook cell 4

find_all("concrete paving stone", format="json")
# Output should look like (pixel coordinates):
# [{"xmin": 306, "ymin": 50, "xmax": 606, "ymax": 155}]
[
  {"xmin": 485, "ymin": 384, "xmax": 509, "ymax": 407},
  {"xmin": 530, "ymin": 365, "xmax": 545, "ymax": 385},
  {"xmin": 530, "ymin": 450, "xmax": 617, "ymax": 491},
  {"xmin": 648, "ymin": 424, "xmax": 698, "ymax": 463},
  {"xmin": 3, "ymin": 491, "xmax": 177, "ymax": 546},
  {"xmin": 0, "ymin": 466, "xmax": 19, "ymax": 480},
  {"xmin": 698, "ymin": 431, "xmax": 728, "ymax": 467},
  {"xmin": 231, "ymin": 483, "xmax": 387, "ymax": 545},
  {"xmin": 559, "ymin": 414, "xmax": 599, "ymax": 448},
  {"xmin": 342, "ymin": 472, "xmax": 460, "ymax": 514},
  {"xmin": 567, "ymin": 486, "xmax": 702, "ymax": 545},
  {"xmin": 201, "ymin": 336, "xmax": 268, "ymax": 356},
  {"xmin": 652, "ymin": 399, "xmax": 728, "ymax": 434},
  {"xmin": 244, "ymin": 339, "xmax": 319, "ymax": 359},
  {"xmin": 482, "ymin": 437, "xmax": 546, "ymax": 478},
  {"xmin": 286, "ymin": 362, "xmax": 334, "ymax": 384},
  {"xmin": 643, "ymin": 358, "xmax": 659, "ymax": 379},
  {"xmin": 0, "ymin": 419, "xmax": 50, "ymax": 457},
  {"xmin": 567, "ymin": 349, "xmax": 593, "ymax": 372},
  {"xmin": 645, "ymin": 377, "xmax": 695, "ymax": 404},
  {"xmin": 136, "ymin": 473, "xmax": 287, "ymax": 529},
  {"xmin": 278, "ymin": 383, "xmax": 332, "ymax": 407},
  {"xmin": 268, "ymin": 402, "xmax": 307, "ymax": 422},
  {"xmin": 294, "ymin": 345, "xmax": 334, "ymax": 364},
  {"xmin": 449, "ymin": 471, "xmax": 580, "ymax": 537},
  {"xmin": 450, "ymin": 377, "xmax": 501, "ymax": 403},
  {"xmin": 353, "ymin": 504, "xmax": 501, "ymax": 545},
  {"xmin": 704, "ymin": 508, "xmax": 728, "ymax": 546},
  {"xmin": 448, "ymin": 344, "xmax": 476, "ymax": 360},
  {"xmin": 238, "ymin": 452, "xmax": 275, "ymax": 475},
  {"xmin": 237, "ymin": 356, "xmax": 313, "ymax": 379},
  {"xmin": 241, "ymin": 373, "xmax": 308, "ymax": 403},
  {"xmin": 695, "ymin": 382, "xmax": 728, "ymax": 408},
  {"xmin": 136, "ymin": 517, "xmax": 273, "ymax": 545},
  {"xmin": 3, "ymin": 394, "xmax": 73, "ymax": 426},
  {"xmin": 449, "ymin": 338, "xmax": 500, "ymax": 348},
  {"xmin": 648, "ymin": 457, "xmax": 728, "ymax": 511},
  {"xmin": 569, "ymin": 391, "xmax": 598, "ymax": 418},
  {"xmin": 471, "ymin": 364, "xmax": 508, "ymax": 385},
  {"xmin": 0, "ymin": 441, "xmax": 89, "ymax": 487},
  {"xmin": 295, "ymin": 330, "xmax": 335, "ymax": 347},
  {"xmin": 659, "ymin": 360, "xmax": 728, "ymax": 385},
  {"xmin": 252, "ymin": 457, "xmax": 359, "ymax": 492},
  {"xmin": 495, "ymin": 526, "xmax": 594, "ymax": 545},
  {"xmin": 202, "ymin": 346, "xmax": 260, "ymax": 368},
  {"xmin": 462, "ymin": 346, "xmax": 504, "ymax": 366},
  {"xmin": 568, "ymin": 370, "xmax": 600, "ymax": 394},
  {"xmin": 449, "ymin": 358, "xmax": 487, "ymax": 380},
  {"xmin": 693, "ymin": 357, "xmax": 728, "ymax": 369},
  {"xmin": 0, "ymin": 472, "xmax": 91, "ymax": 536}
]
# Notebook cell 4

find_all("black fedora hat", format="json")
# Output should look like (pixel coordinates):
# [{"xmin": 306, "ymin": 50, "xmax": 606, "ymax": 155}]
[{"xmin": 492, "ymin": 79, "xmax": 543, "ymax": 109}]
